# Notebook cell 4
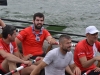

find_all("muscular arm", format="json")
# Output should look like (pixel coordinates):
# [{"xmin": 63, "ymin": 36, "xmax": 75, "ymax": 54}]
[
  {"xmin": 15, "ymin": 38, "xmax": 21, "ymax": 45},
  {"xmin": 15, "ymin": 38, "xmax": 32, "ymax": 60},
  {"xmin": 14, "ymin": 51, "xmax": 23, "ymax": 59},
  {"xmin": 15, "ymin": 38, "xmax": 24, "ymax": 58},
  {"xmin": 46, "ymin": 36, "xmax": 57, "ymax": 44},
  {"xmin": 65, "ymin": 66, "xmax": 74, "ymax": 75},
  {"xmin": 69, "ymin": 63, "xmax": 76, "ymax": 72},
  {"xmin": 79, "ymin": 56, "xmax": 96, "ymax": 68},
  {"xmin": 0, "ymin": 19, "xmax": 6, "ymax": 28},
  {"xmin": 69, "ymin": 63, "xmax": 81, "ymax": 75},
  {"xmin": 30, "ymin": 61, "xmax": 47, "ymax": 75},
  {"xmin": 0, "ymin": 50, "xmax": 25, "ymax": 63}
]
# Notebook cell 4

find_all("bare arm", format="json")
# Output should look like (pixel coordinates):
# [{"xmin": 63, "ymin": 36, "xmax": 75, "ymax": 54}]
[
  {"xmin": 15, "ymin": 38, "xmax": 24, "ymax": 58},
  {"xmin": 69, "ymin": 63, "xmax": 81, "ymax": 75},
  {"xmin": 8, "ymin": 61, "xmax": 20, "ymax": 75},
  {"xmin": 69, "ymin": 63, "xmax": 76, "ymax": 70},
  {"xmin": 46, "ymin": 36, "xmax": 57, "ymax": 44},
  {"xmin": 14, "ymin": 51, "xmax": 23, "ymax": 59},
  {"xmin": 65, "ymin": 66, "xmax": 74, "ymax": 75},
  {"xmin": 15, "ymin": 38, "xmax": 33, "ymax": 60},
  {"xmin": 30, "ymin": 61, "xmax": 47, "ymax": 75},
  {"xmin": 79, "ymin": 56, "xmax": 96, "ymax": 68},
  {"xmin": 0, "ymin": 19, "xmax": 6, "ymax": 28},
  {"xmin": 0, "ymin": 50, "xmax": 29, "ymax": 64},
  {"xmin": 15, "ymin": 38, "xmax": 21, "ymax": 44}
]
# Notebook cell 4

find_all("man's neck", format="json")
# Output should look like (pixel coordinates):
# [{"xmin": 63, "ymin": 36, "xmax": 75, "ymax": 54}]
[
  {"xmin": 60, "ymin": 48, "xmax": 67, "ymax": 55},
  {"xmin": 2, "ymin": 38, "xmax": 10, "ymax": 44},
  {"xmin": 86, "ymin": 39, "xmax": 94, "ymax": 46},
  {"xmin": 34, "ymin": 27, "xmax": 41, "ymax": 31}
]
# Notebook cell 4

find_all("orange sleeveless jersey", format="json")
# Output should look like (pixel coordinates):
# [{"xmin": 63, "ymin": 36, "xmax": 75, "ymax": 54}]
[
  {"xmin": 74, "ymin": 39, "xmax": 100, "ymax": 71},
  {"xmin": 16, "ymin": 26, "xmax": 51, "ymax": 56},
  {"xmin": 0, "ymin": 39, "xmax": 18, "ymax": 64}
]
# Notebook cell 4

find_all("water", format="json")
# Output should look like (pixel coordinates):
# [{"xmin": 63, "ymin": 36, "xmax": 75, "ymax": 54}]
[{"xmin": 0, "ymin": 0, "xmax": 100, "ymax": 41}]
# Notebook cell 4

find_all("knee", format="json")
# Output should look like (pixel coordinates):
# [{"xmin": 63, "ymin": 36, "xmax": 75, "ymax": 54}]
[{"xmin": 21, "ymin": 65, "xmax": 37, "ymax": 75}]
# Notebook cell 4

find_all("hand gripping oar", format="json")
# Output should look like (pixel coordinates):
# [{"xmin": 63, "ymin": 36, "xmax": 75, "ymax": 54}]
[
  {"xmin": 82, "ymin": 70, "xmax": 91, "ymax": 75},
  {"xmin": 4, "ymin": 58, "xmax": 41, "ymax": 75}
]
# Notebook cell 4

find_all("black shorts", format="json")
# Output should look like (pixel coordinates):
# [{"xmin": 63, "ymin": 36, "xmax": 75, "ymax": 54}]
[
  {"xmin": 82, "ymin": 70, "xmax": 100, "ymax": 75},
  {"xmin": 0, "ymin": 70, "xmax": 5, "ymax": 75},
  {"xmin": 39, "ymin": 68, "xmax": 45, "ymax": 75},
  {"xmin": 16, "ymin": 63, "xmax": 21, "ymax": 67},
  {"xmin": 16, "ymin": 53, "xmax": 46, "ymax": 67},
  {"xmin": 30, "ymin": 53, "xmax": 45, "ymax": 60}
]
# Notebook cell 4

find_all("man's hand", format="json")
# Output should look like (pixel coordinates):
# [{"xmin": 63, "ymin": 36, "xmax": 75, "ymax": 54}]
[
  {"xmin": 23, "ymin": 54, "xmax": 33, "ymax": 60},
  {"xmin": 49, "ymin": 38, "xmax": 58, "ymax": 45},
  {"xmin": 94, "ymin": 67, "xmax": 100, "ymax": 72},
  {"xmin": 23, "ymin": 60, "xmax": 32, "ymax": 66},
  {"xmin": 73, "ymin": 67, "xmax": 81, "ymax": 75}
]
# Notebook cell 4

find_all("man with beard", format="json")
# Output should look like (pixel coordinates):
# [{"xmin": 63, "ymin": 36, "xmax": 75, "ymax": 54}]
[
  {"xmin": 0, "ymin": 25, "xmax": 32, "ymax": 75},
  {"xmin": 30, "ymin": 34, "xmax": 81, "ymax": 75},
  {"xmin": 15, "ymin": 12, "xmax": 57, "ymax": 75}
]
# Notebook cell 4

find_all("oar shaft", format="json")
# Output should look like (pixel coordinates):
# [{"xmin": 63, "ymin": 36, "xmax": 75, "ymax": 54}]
[
  {"xmin": 4, "ymin": 70, "xmax": 16, "ymax": 75},
  {"xmin": 83, "ymin": 70, "xmax": 91, "ymax": 75}
]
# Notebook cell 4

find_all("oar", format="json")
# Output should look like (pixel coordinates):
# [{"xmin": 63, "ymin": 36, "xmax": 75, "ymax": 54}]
[
  {"xmin": 1, "ymin": 18, "xmax": 64, "ymax": 27},
  {"xmin": 82, "ymin": 70, "xmax": 91, "ymax": 75},
  {"xmin": 4, "ymin": 58, "xmax": 41, "ymax": 75}
]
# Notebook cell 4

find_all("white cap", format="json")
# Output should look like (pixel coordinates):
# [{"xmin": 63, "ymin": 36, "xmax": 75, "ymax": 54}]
[{"xmin": 85, "ymin": 26, "xmax": 99, "ymax": 34}]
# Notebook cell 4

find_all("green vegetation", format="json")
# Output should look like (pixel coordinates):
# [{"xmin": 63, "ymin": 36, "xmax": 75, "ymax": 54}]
[
  {"xmin": 46, "ymin": 26, "xmax": 66, "ymax": 35},
  {"xmin": 46, "ymin": 26, "xmax": 66, "ymax": 31}
]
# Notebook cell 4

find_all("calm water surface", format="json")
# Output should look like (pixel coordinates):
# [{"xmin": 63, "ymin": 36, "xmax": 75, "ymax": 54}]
[{"xmin": 0, "ymin": 0, "xmax": 100, "ymax": 40}]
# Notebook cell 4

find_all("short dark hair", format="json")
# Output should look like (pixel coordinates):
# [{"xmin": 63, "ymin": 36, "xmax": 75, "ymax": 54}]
[
  {"xmin": 59, "ymin": 34, "xmax": 71, "ymax": 43},
  {"xmin": 33, "ymin": 12, "xmax": 44, "ymax": 20},
  {"xmin": 2, "ymin": 25, "xmax": 16, "ymax": 39}
]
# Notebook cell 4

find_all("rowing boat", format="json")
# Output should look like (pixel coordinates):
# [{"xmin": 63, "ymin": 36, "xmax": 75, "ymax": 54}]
[{"xmin": 0, "ymin": 19, "xmax": 100, "ymax": 75}]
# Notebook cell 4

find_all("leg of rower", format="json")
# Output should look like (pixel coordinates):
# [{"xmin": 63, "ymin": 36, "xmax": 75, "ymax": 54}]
[
  {"xmin": 34, "ymin": 56, "xmax": 43, "ymax": 65},
  {"xmin": 21, "ymin": 65, "xmax": 36, "ymax": 75},
  {"xmin": 20, "ymin": 55, "xmax": 44, "ymax": 75},
  {"xmin": 8, "ymin": 61, "xmax": 20, "ymax": 75},
  {"xmin": 1, "ymin": 59, "xmax": 20, "ymax": 75},
  {"xmin": 1, "ymin": 59, "xmax": 9, "ymax": 72}
]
